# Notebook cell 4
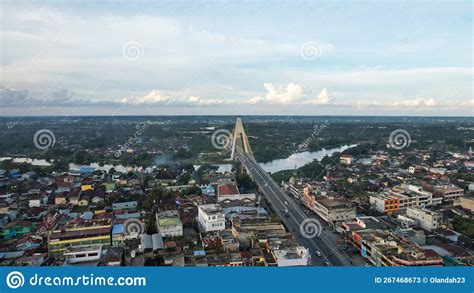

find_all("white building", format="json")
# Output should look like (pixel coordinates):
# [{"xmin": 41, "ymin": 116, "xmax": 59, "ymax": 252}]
[
  {"xmin": 391, "ymin": 185, "xmax": 434, "ymax": 209},
  {"xmin": 273, "ymin": 246, "xmax": 311, "ymax": 267},
  {"xmin": 429, "ymin": 168, "xmax": 447, "ymax": 175},
  {"xmin": 406, "ymin": 207, "xmax": 442, "ymax": 231},
  {"xmin": 339, "ymin": 155, "xmax": 353, "ymax": 165},
  {"xmin": 358, "ymin": 157, "xmax": 373, "ymax": 165},
  {"xmin": 369, "ymin": 193, "xmax": 400, "ymax": 214},
  {"xmin": 433, "ymin": 185, "xmax": 464, "ymax": 202},
  {"xmin": 313, "ymin": 197, "xmax": 356, "ymax": 223},
  {"xmin": 28, "ymin": 198, "xmax": 42, "ymax": 208},
  {"xmin": 286, "ymin": 183, "xmax": 303, "ymax": 199},
  {"xmin": 370, "ymin": 185, "xmax": 439, "ymax": 214},
  {"xmin": 156, "ymin": 214, "xmax": 183, "ymax": 237},
  {"xmin": 64, "ymin": 246, "xmax": 102, "ymax": 264},
  {"xmin": 197, "ymin": 204, "xmax": 226, "ymax": 232},
  {"xmin": 408, "ymin": 166, "xmax": 424, "ymax": 174}
]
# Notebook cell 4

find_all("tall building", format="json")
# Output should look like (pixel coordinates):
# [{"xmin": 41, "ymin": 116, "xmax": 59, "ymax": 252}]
[
  {"xmin": 348, "ymin": 229, "xmax": 443, "ymax": 266},
  {"xmin": 406, "ymin": 207, "xmax": 442, "ymax": 231},
  {"xmin": 197, "ymin": 204, "xmax": 226, "ymax": 232},
  {"xmin": 313, "ymin": 197, "xmax": 356, "ymax": 224}
]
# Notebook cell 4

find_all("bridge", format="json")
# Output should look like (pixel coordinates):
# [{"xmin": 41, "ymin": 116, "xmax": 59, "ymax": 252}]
[{"xmin": 230, "ymin": 118, "xmax": 353, "ymax": 266}]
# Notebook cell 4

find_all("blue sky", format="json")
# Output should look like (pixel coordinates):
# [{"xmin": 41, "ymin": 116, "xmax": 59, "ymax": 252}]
[{"xmin": 0, "ymin": 0, "xmax": 472, "ymax": 116}]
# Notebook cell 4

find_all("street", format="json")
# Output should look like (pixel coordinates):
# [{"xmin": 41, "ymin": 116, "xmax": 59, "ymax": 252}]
[{"xmin": 235, "ymin": 148, "xmax": 355, "ymax": 266}]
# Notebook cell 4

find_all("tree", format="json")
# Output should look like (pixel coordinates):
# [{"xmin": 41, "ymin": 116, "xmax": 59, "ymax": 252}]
[{"xmin": 177, "ymin": 172, "xmax": 191, "ymax": 185}]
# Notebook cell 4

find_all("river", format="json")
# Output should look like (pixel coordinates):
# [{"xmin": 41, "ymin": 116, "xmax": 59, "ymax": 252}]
[
  {"xmin": 198, "ymin": 144, "xmax": 356, "ymax": 174},
  {"xmin": 2, "ymin": 144, "xmax": 355, "ymax": 175},
  {"xmin": 259, "ymin": 144, "xmax": 356, "ymax": 173}
]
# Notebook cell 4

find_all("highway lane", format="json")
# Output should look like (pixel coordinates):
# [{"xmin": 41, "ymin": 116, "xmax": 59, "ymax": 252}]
[{"xmin": 235, "ymin": 148, "xmax": 352, "ymax": 266}]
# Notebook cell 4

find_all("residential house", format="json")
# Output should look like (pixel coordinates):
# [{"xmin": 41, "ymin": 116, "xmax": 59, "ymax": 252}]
[{"xmin": 1, "ymin": 220, "xmax": 35, "ymax": 239}]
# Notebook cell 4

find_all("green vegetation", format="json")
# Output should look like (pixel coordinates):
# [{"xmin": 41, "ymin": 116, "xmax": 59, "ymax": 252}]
[
  {"xmin": 453, "ymin": 216, "xmax": 474, "ymax": 238},
  {"xmin": 0, "ymin": 117, "xmax": 472, "ymax": 173}
]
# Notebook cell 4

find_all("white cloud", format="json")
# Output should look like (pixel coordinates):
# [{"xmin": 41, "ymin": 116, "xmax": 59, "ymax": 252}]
[
  {"xmin": 308, "ymin": 88, "xmax": 335, "ymax": 105},
  {"xmin": 249, "ymin": 83, "xmax": 337, "ymax": 106},
  {"xmin": 355, "ymin": 100, "xmax": 379, "ymax": 111},
  {"xmin": 248, "ymin": 82, "xmax": 304, "ymax": 104},
  {"xmin": 0, "ymin": 1, "xmax": 471, "ymax": 117},
  {"xmin": 186, "ymin": 96, "xmax": 227, "ymax": 105},
  {"xmin": 461, "ymin": 99, "xmax": 474, "ymax": 106},
  {"xmin": 353, "ymin": 98, "xmax": 439, "ymax": 110},
  {"xmin": 248, "ymin": 95, "xmax": 266, "ymax": 104},
  {"xmin": 390, "ymin": 97, "xmax": 438, "ymax": 107},
  {"xmin": 120, "ymin": 90, "xmax": 173, "ymax": 105},
  {"xmin": 119, "ymin": 91, "xmax": 230, "ymax": 106}
]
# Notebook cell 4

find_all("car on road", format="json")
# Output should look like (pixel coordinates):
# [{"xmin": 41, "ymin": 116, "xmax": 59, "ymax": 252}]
[
  {"xmin": 315, "ymin": 251, "xmax": 322, "ymax": 257},
  {"xmin": 284, "ymin": 200, "xmax": 288, "ymax": 205},
  {"xmin": 323, "ymin": 261, "xmax": 331, "ymax": 266},
  {"xmin": 164, "ymin": 257, "xmax": 173, "ymax": 265}
]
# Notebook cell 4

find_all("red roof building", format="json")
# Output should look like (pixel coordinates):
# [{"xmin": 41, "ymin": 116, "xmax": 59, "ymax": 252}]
[{"xmin": 218, "ymin": 184, "xmax": 239, "ymax": 197}]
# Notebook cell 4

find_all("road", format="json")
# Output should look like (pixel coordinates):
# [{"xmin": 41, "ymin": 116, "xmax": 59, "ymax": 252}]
[{"xmin": 234, "ymin": 147, "xmax": 353, "ymax": 266}]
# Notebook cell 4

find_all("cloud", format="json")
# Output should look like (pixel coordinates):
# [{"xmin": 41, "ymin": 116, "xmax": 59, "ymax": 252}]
[
  {"xmin": 0, "ymin": 86, "xmax": 29, "ymax": 106},
  {"xmin": 0, "ymin": 86, "xmax": 229, "ymax": 108},
  {"xmin": 308, "ymin": 88, "xmax": 335, "ymax": 105},
  {"xmin": 248, "ymin": 95, "xmax": 266, "ymax": 104},
  {"xmin": 1, "ymin": 3, "xmax": 471, "ymax": 116},
  {"xmin": 120, "ymin": 90, "xmax": 173, "ymax": 105},
  {"xmin": 118, "ymin": 91, "xmax": 229, "ymax": 106},
  {"xmin": 355, "ymin": 100, "xmax": 380, "ymax": 111},
  {"xmin": 390, "ymin": 97, "xmax": 438, "ymax": 107},
  {"xmin": 0, "ymin": 85, "xmax": 100, "ymax": 107},
  {"xmin": 186, "ymin": 96, "xmax": 227, "ymax": 105},
  {"xmin": 249, "ymin": 83, "xmax": 337, "ymax": 106},
  {"xmin": 353, "ymin": 98, "xmax": 438, "ymax": 110},
  {"xmin": 249, "ymin": 82, "xmax": 304, "ymax": 104},
  {"xmin": 122, "ymin": 85, "xmax": 332, "ymax": 107},
  {"xmin": 2, "ymin": 83, "xmax": 472, "ymax": 117},
  {"xmin": 461, "ymin": 99, "xmax": 474, "ymax": 106}
]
